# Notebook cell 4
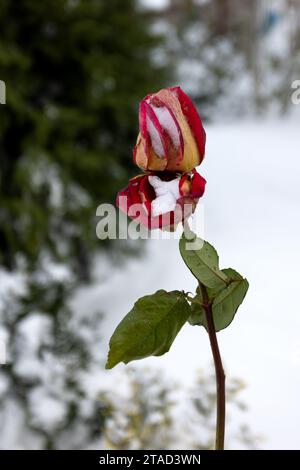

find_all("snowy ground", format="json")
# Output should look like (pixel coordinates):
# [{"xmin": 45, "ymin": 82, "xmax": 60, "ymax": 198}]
[{"xmin": 74, "ymin": 117, "xmax": 300, "ymax": 449}]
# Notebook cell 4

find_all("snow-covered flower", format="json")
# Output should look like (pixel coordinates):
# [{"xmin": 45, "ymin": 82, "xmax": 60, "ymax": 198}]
[
  {"xmin": 116, "ymin": 86, "xmax": 206, "ymax": 230},
  {"xmin": 116, "ymin": 170, "xmax": 206, "ymax": 230},
  {"xmin": 134, "ymin": 86, "xmax": 206, "ymax": 173}
]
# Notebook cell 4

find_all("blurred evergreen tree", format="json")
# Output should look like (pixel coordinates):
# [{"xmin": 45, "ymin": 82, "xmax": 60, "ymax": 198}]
[
  {"xmin": 0, "ymin": 0, "xmax": 169, "ymax": 449},
  {"xmin": 0, "ymin": 0, "xmax": 168, "ymax": 277}
]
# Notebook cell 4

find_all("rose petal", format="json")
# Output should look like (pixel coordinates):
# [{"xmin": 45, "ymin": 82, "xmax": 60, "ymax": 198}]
[
  {"xmin": 140, "ymin": 100, "xmax": 168, "ymax": 159},
  {"xmin": 171, "ymin": 86, "xmax": 206, "ymax": 159},
  {"xmin": 148, "ymin": 99, "xmax": 184, "ymax": 155},
  {"xmin": 190, "ymin": 169, "xmax": 206, "ymax": 198},
  {"xmin": 116, "ymin": 171, "xmax": 206, "ymax": 230}
]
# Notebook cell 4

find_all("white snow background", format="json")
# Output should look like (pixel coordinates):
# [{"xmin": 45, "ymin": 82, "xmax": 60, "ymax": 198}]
[{"xmin": 73, "ymin": 116, "xmax": 300, "ymax": 449}]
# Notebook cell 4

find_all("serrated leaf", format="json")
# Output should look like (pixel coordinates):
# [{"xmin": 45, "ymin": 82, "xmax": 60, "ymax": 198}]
[
  {"xmin": 212, "ymin": 278, "xmax": 249, "ymax": 331},
  {"xmin": 106, "ymin": 290, "xmax": 191, "ymax": 369},
  {"xmin": 180, "ymin": 232, "xmax": 228, "ymax": 289}
]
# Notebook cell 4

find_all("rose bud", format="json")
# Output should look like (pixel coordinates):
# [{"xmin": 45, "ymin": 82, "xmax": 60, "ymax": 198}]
[
  {"xmin": 133, "ymin": 86, "xmax": 206, "ymax": 174},
  {"xmin": 116, "ymin": 170, "xmax": 206, "ymax": 230}
]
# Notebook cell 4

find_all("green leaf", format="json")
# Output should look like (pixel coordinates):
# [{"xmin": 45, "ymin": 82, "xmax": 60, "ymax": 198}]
[
  {"xmin": 222, "ymin": 268, "xmax": 243, "ymax": 281},
  {"xmin": 179, "ymin": 232, "xmax": 228, "ymax": 289},
  {"xmin": 188, "ymin": 268, "xmax": 249, "ymax": 331},
  {"xmin": 106, "ymin": 290, "xmax": 191, "ymax": 369},
  {"xmin": 188, "ymin": 286, "xmax": 206, "ymax": 327},
  {"xmin": 205, "ymin": 268, "xmax": 243, "ymax": 299},
  {"xmin": 188, "ymin": 302, "xmax": 206, "ymax": 327},
  {"xmin": 212, "ymin": 278, "xmax": 249, "ymax": 331}
]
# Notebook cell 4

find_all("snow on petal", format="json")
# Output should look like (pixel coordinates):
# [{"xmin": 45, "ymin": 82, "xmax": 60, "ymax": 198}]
[
  {"xmin": 148, "ymin": 176, "xmax": 180, "ymax": 216},
  {"xmin": 146, "ymin": 114, "xmax": 165, "ymax": 158},
  {"xmin": 150, "ymin": 105, "xmax": 181, "ymax": 149}
]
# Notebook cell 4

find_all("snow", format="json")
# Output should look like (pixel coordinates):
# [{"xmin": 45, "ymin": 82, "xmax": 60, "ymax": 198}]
[
  {"xmin": 92, "ymin": 117, "xmax": 300, "ymax": 449},
  {"xmin": 29, "ymin": 387, "xmax": 67, "ymax": 431},
  {"xmin": 0, "ymin": 271, "xmax": 26, "ymax": 310},
  {"xmin": 150, "ymin": 105, "xmax": 181, "ymax": 149},
  {"xmin": 148, "ymin": 175, "xmax": 180, "ymax": 216},
  {"xmin": 141, "ymin": 0, "xmax": 169, "ymax": 10},
  {"xmin": 14, "ymin": 314, "xmax": 53, "ymax": 380},
  {"xmin": 146, "ymin": 113, "xmax": 165, "ymax": 158}
]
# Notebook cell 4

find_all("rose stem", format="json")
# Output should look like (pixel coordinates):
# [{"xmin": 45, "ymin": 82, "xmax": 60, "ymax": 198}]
[{"xmin": 200, "ymin": 282, "xmax": 226, "ymax": 450}]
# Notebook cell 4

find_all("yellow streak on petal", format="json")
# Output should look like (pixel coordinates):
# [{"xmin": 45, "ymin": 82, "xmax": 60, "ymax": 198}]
[
  {"xmin": 147, "ymin": 147, "xmax": 167, "ymax": 171},
  {"xmin": 134, "ymin": 134, "xmax": 148, "ymax": 171},
  {"xmin": 154, "ymin": 89, "xmax": 201, "ymax": 173},
  {"xmin": 134, "ymin": 133, "xmax": 167, "ymax": 172}
]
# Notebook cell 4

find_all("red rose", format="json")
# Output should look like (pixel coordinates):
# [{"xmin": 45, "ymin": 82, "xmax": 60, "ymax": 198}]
[
  {"xmin": 133, "ymin": 87, "xmax": 206, "ymax": 173},
  {"xmin": 116, "ymin": 170, "xmax": 206, "ymax": 230}
]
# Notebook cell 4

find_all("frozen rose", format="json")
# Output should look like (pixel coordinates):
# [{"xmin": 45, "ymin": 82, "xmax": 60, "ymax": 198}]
[
  {"xmin": 116, "ymin": 170, "xmax": 206, "ymax": 230},
  {"xmin": 134, "ymin": 86, "xmax": 206, "ymax": 173}
]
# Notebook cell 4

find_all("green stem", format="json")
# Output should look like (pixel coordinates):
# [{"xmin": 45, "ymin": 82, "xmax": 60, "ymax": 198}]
[{"xmin": 200, "ymin": 283, "xmax": 226, "ymax": 450}]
